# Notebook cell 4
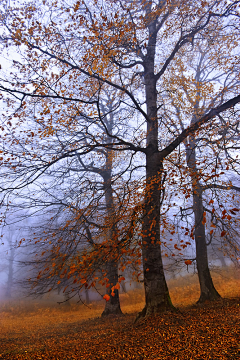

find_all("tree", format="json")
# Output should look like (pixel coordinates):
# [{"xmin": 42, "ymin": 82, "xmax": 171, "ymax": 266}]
[
  {"xmin": 17, "ymin": 97, "xmax": 128, "ymax": 315},
  {"xmin": 161, "ymin": 33, "xmax": 240, "ymax": 301},
  {"xmin": 4, "ymin": 230, "xmax": 16, "ymax": 298},
  {"xmin": 0, "ymin": 0, "xmax": 239, "ymax": 318},
  {"xmin": 0, "ymin": 229, "xmax": 16, "ymax": 299}
]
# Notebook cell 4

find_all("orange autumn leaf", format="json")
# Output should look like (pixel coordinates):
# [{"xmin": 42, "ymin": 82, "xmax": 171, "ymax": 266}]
[
  {"xmin": 114, "ymin": 283, "xmax": 120, "ymax": 290},
  {"xmin": 185, "ymin": 260, "xmax": 192, "ymax": 265},
  {"xmin": 103, "ymin": 294, "xmax": 110, "ymax": 301}
]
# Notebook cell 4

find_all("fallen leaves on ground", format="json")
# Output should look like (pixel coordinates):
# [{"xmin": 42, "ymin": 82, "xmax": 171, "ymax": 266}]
[
  {"xmin": 0, "ymin": 298, "xmax": 239, "ymax": 359},
  {"xmin": 0, "ymin": 267, "xmax": 239, "ymax": 359}
]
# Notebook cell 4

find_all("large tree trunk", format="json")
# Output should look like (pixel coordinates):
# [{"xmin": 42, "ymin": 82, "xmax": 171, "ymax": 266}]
[
  {"xmin": 137, "ymin": 11, "xmax": 174, "ymax": 319},
  {"xmin": 186, "ymin": 137, "xmax": 221, "ymax": 303},
  {"xmin": 138, "ymin": 154, "xmax": 174, "ymax": 319},
  {"xmin": 101, "ymin": 260, "xmax": 122, "ymax": 316}
]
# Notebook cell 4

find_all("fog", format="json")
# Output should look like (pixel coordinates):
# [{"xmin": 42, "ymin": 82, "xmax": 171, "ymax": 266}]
[
  {"xmin": 0, "ymin": 211, "xmax": 234, "ymax": 308},
  {"xmin": 0, "ymin": 188, "xmax": 238, "ymax": 306}
]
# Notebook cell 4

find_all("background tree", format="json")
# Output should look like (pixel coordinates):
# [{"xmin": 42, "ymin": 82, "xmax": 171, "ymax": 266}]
[
  {"xmin": 18, "ymin": 96, "xmax": 137, "ymax": 315},
  {"xmin": 160, "ymin": 32, "xmax": 240, "ymax": 301}
]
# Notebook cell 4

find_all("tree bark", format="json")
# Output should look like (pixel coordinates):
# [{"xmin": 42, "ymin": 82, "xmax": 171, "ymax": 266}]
[
  {"xmin": 101, "ymin": 124, "xmax": 122, "ymax": 316},
  {"xmin": 186, "ymin": 137, "xmax": 221, "ymax": 303},
  {"xmin": 137, "ymin": 13, "xmax": 174, "ymax": 319},
  {"xmin": 138, "ymin": 154, "xmax": 174, "ymax": 319},
  {"xmin": 101, "ymin": 260, "xmax": 122, "ymax": 316}
]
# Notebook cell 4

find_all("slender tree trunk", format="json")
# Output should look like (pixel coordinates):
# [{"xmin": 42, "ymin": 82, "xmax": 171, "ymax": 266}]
[
  {"xmin": 186, "ymin": 138, "xmax": 221, "ymax": 303},
  {"xmin": 134, "ymin": 280, "xmax": 142, "ymax": 290},
  {"xmin": 137, "ymin": 13, "xmax": 174, "ymax": 319},
  {"xmin": 219, "ymin": 254, "xmax": 227, "ymax": 268},
  {"xmin": 5, "ymin": 239, "xmax": 14, "ymax": 299},
  {"xmin": 85, "ymin": 287, "xmax": 90, "ymax": 304},
  {"xmin": 121, "ymin": 280, "xmax": 127, "ymax": 293},
  {"xmin": 101, "ymin": 129, "xmax": 122, "ymax": 316},
  {"xmin": 64, "ymin": 291, "xmax": 71, "ymax": 306}
]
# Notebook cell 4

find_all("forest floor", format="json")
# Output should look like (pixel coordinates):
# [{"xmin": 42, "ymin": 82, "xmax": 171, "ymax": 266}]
[{"xmin": 0, "ymin": 267, "xmax": 239, "ymax": 359}]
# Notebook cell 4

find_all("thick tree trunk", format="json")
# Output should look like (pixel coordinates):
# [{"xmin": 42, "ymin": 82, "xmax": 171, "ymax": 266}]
[
  {"xmin": 137, "ymin": 13, "xmax": 174, "ymax": 319},
  {"xmin": 101, "ymin": 261, "xmax": 122, "ymax": 316},
  {"xmin": 138, "ymin": 154, "xmax": 174, "ymax": 320},
  {"xmin": 187, "ymin": 138, "xmax": 221, "ymax": 303}
]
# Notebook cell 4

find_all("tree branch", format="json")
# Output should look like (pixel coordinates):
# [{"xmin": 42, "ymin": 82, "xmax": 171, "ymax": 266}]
[
  {"xmin": 159, "ymin": 95, "xmax": 240, "ymax": 158},
  {"xmin": 202, "ymin": 184, "xmax": 240, "ymax": 192}
]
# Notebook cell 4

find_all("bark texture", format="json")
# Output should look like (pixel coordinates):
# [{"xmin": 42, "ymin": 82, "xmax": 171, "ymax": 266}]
[
  {"xmin": 139, "ymin": 154, "xmax": 174, "ymax": 319},
  {"xmin": 101, "ymin": 261, "xmax": 122, "ymax": 316}
]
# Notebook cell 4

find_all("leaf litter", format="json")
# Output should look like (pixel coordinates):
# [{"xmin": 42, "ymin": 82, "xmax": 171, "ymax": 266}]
[{"xmin": 0, "ymin": 268, "xmax": 239, "ymax": 359}]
